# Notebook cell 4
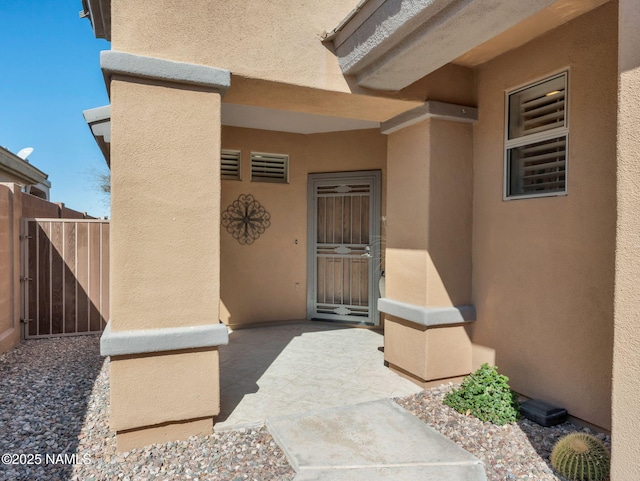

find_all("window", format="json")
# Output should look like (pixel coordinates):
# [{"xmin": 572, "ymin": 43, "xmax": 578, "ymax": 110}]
[
  {"xmin": 250, "ymin": 152, "xmax": 289, "ymax": 183},
  {"xmin": 221, "ymin": 150, "xmax": 241, "ymax": 180},
  {"xmin": 505, "ymin": 72, "xmax": 568, "ymax": 199}
]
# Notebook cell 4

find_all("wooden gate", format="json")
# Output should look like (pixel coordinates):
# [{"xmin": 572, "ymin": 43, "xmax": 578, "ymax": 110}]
[{"xmin": 21, "ymin": 219, "xmax": 109, "ymax": 339}]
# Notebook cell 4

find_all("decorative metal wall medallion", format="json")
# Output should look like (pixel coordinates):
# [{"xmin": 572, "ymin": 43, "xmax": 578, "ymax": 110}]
[{"xmin": 222, "ymin": 194, "xmax": 271, "ymax": 245}]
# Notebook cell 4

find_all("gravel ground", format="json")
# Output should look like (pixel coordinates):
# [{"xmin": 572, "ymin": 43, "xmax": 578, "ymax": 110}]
[
  {"xmin": 0, "ymin": 336, "xmax": 611, "ymax": 481},
  {"xmin": 0, "ymin": 337, "xmax": 293, "ymax": 481},
  {"xmin": 395, "ymin": 386, "xmax": 612, "ymax": 481}
]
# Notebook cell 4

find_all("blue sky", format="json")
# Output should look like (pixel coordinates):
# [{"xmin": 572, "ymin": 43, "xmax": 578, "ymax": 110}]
[{"xmin": 0, "ymin": 1, "xmax": 110, "ymax": 217}]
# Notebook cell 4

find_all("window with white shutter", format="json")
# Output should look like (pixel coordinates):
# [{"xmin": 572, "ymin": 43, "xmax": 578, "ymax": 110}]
[
  {"xmin": 505, "ymin": 72, "xmax": 568, "ymax": 199},
  {"xmin": 251, "ymin": 152, "xmax": 289, "ymax": 183},
  {"xmin": 221, "ymin": 150, "xmax": 241, "ymax": 180}
]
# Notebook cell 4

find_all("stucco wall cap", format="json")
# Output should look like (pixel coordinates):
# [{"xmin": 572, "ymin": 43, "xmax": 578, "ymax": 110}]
[
  {"xmin": 381, "ymin": 101, "xmax": 478, "ymax": 134},
  {"xmin": 100, "ymin": 322, "xmax": 229, "ymax": 357},
  {"xmin": 100, "ymin": 50, "xmax": 231, "ymax": 96},
  {"xmin": 378, "ymin": 298, "xmax": 476, "ymax": 327}
]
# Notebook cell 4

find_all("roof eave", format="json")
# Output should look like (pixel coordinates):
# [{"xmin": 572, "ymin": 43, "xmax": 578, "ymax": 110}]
[
  {"xmin": 327, "ymin": 0, "xmax": 557, "ymax": 91},
  {"xmin": 83, "ymin": 105, "xmax": 111, "ymax": 168},
  {"xmin": 0, "ymin": 147, "xmax": 49, "ymax": 186},
  {"xmin": 80, "ymin": 0, "xmax": 111, "ymax": 41}
]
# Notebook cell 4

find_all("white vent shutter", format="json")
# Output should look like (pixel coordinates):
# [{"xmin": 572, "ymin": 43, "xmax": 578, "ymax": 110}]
[
  {"xmin": 221, "ymin": 150, "xmax": 241, "ymax": 180},
  {"xmin": 251, "ymin": 152, "xmax": 289, "ymax": 183}
]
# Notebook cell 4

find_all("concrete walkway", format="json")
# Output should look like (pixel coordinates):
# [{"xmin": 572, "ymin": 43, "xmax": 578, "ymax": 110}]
[
  {"xmin": 268, "ymin": 399, "xmax": 487, "ymax": 481},
  {"xmin": 215, "ymin": 322, "xmax": 486, "ymax": 480}
]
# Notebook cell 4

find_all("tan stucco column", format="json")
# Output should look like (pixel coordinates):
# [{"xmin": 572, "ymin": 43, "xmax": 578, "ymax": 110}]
[
  {"xmin": 611, "ymin": 1, "xmax": 640, "ymax": 478},
  {"xmin": 383, "ymin": 104, "xmax": 475, "ymax": 308},
  {"xmin": 99, "ymin": 51, "xmax": 229, "ymax": 451},
  {"xmin": 379, "ymin": 102, "xmax": 476, "ymax": 384}
]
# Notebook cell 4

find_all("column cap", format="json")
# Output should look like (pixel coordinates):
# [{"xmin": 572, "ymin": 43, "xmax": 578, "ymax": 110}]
[
  {"xmin": 100, "ymin": 50, "xmax": 231, "ymax": 96},
  {"xmin": 378, "ymin": 298, "xmax": 476, "ymax": 327},
  {"xmin": 100, "ymin": 322, "xmax": 230, "ymax": 357},
  {"xmin": 381, "ymin": 101, "xmax": 477, "ymax": 135}
]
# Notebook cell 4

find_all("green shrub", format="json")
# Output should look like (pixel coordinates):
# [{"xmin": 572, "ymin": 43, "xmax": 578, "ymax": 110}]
[
  {"xmin": 551, "ymin": 432, "xmax": 610, "ymax": 481},
  {"xmin": 443, "ymin": 363, "xmax": 520, "ymax": 425}
]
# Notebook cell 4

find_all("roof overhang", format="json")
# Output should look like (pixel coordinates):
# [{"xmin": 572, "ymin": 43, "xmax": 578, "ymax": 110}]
[
  {"xmin": 80, "ymin": 0, "xmax": 111, "ymax": 41},
  {"xmin": 83, "ymin": 105, "xmax": 111, "ymax": 167},
  {"xmin": 82, "ymin": 102, "xmax": 380, "ymax": 143},
  {"xmin": 325, "ymin": 0, "xmax": 557, "ymax": 91},
  {"xmin": 222, "ymin": 103, "xmax": 380, "ymax": 134},
  {"xmin": 0, "ymin": 146, "xmax": 50, "ymax": 186}
]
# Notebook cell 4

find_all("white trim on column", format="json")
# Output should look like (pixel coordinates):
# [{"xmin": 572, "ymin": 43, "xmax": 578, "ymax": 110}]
[
  {"xmin": 100, "ymin": 322, "xmax": 230, "ymax": 357},
  {"xmin": 378, "ymin": 298, "xmax": 476, "ymax": 327},
  {"xmin": 100, "ymin": 50, "xmax": 231, "ymax": 95},
  {"xmin": 380, "ymin": 101, "xmax": 478, "ymax": 135}
]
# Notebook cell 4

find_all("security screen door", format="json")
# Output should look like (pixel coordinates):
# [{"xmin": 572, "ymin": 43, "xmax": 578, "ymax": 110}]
[{"xmin": 307, "ymin": 171, "xmax": 381, "ymax": 325}]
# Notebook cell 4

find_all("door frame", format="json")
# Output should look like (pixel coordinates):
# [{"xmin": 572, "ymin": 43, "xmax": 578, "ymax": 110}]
[{"xmin": 306, "ymin": 170, "xmax": 382, "ymax": 326}]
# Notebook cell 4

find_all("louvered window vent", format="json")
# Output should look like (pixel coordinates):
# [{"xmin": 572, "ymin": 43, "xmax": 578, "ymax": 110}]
[
  {"xmin": 251, "ymin": 152, "xmax": 289, "ymax": 183},
  {"xmin": 505, "ymin": 72, "xmax": 568, "ymax": 199},
  {"xmin": 221, "ymin": 150, "xmax": 241, "ymax": 180}
]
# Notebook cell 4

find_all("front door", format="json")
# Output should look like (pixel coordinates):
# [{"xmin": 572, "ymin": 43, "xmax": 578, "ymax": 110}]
[{"xmin": 307, "ymin": 171, "xmax": 381, "ymax": 325}]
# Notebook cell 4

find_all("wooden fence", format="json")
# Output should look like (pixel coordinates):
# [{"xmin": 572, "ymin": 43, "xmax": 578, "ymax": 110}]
[{"xmin": 22, "ymin": 219, "xmax": 109, "ymax": 338}]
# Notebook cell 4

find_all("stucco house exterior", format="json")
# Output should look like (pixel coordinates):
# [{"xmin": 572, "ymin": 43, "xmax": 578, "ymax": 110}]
[{"xmin": 81, "ymin": 0, "xmax": 639, "ymax": 477}]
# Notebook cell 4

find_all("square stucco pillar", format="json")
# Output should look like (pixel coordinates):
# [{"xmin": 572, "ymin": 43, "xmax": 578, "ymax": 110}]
[
  {"xmin": 384, "ymin": 115, "xmax": 474, "ymax": 308},
  {"xmin": 380, "ymin": 103, "xmax": 476, "ymax": 384},
  {"xmin": 612, "ymin": 1, "xmax": 640, "ymax": 478},
  {"xmin": 384, "ymin": 315, "xmax": 472, "ymax": 384},
  {"xmin": 100, "ymin": 51, "xmax": 230, "ymax": 451}
]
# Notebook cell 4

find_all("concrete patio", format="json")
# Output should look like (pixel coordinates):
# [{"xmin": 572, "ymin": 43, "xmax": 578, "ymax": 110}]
[
  {"xmin": 215, "ymin": 322, "xmax": 423, "ymax": 430},
  {"xmin": 215, "ymin": 322, "xmax": 487, "ymax": 480}
]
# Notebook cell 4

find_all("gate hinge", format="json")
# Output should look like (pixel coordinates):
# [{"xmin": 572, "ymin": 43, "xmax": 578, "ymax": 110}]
[
  {"xmin": 20, "ymin": 318, "xmax": 32, "ymax": 324},
  {"xmin": 19, "ymin": 235, "xmax": 32, "ymax": 240},
  {"xmin": 20, "ymin": 276, "xmax": 32, "ymax": 283}
]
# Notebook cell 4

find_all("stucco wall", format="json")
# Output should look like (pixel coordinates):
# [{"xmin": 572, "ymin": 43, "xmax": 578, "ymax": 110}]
[
  {"xmin": 111, "ymin": 0, "xmax": 360, "ymax": 94},
  {"xmin": 220, "ymin": 127, "xmax": 386, "ymax": 327},
  {"xmin": 612, "ymin": 0, "xmax": 640, "ymax": 476},
  {"xmin": 471, "ymin": 3, "xmax": 617, "ymax": 429},
  {"xmin": 21, "ymin": 194, "xmax": 61, "ymax": 219}
]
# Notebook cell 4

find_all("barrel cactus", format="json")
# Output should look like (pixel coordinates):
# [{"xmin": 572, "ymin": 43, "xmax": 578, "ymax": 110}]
[{"xmin": 550, "ymin": 432, "xmax": 610, "ymax": 481}]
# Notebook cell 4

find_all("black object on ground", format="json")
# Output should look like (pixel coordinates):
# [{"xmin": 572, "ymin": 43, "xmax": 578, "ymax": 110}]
[{"xmin": 520, "ymin": 399, "xmax": 568, "ymax": 427}]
